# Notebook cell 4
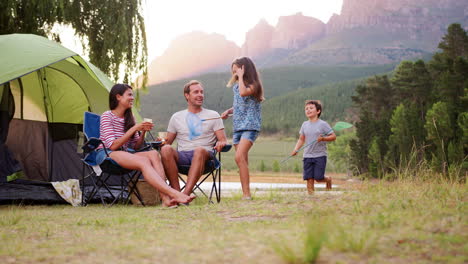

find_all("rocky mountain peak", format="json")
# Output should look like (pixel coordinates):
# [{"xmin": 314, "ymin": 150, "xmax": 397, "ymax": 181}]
[
  {"xmin": 241, "ymin": 19, "xmax": 275, "ymax": 58},
  {"xmin": 271, "ymin": 12, "xmax": 325, "ymax": 50},
  {"xmin": 147, "ymin": 31, "xmax": 240, "ymax": 85},
  {"xmin": 242, "ymin": 13, "xmax": 325, "ymax": 58}
]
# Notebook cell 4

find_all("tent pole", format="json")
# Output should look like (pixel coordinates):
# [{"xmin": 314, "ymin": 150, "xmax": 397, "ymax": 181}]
[{"xmin": 38, "ymin": 69, "xmax": 54, "ymax": 182}]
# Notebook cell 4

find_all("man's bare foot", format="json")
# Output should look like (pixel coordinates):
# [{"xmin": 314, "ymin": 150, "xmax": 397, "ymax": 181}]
[{"xmin": 171, "ymin": 193, "xmax": 196, "ymax": 205}]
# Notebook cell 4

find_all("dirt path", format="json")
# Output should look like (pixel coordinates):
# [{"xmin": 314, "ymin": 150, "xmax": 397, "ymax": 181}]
[{"xmin": 220, "ymin": 172, "xmax": 355, "ymax": 188}]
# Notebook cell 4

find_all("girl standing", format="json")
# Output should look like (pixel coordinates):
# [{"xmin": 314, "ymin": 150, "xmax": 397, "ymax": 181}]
[{"xmin": 221, "ymin": 57, "xmax": 264, "ymax": 200}]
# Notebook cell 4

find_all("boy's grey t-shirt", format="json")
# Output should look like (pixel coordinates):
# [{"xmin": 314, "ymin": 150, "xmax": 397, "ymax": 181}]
[{"xmin": 299, "ymin": 119, "xmax": 332, "ymax": 158}]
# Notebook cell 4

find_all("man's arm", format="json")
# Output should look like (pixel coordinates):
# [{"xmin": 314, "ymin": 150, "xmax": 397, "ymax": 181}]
[
  {"xmin": 165, "ymin": 132, "xmax": 177, "ymax": 145},
  {"xmin": 213, "ymin": 129, "xmax": 227, "ymax": 152}
]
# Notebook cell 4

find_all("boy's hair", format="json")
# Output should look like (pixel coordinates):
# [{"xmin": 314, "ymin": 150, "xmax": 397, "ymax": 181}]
[
  {"xmin": 305, "ymin": 100, "xmax": 322, "ymax": 117},
  {"xmin": 183, "ymin": 80, "xmax": 202, "ymax": 101}
]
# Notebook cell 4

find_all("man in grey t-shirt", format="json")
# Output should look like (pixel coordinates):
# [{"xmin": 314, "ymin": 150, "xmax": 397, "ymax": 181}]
[{"xmin": 160, "ymin": 80, "xmax": 227, "ymax": 201}]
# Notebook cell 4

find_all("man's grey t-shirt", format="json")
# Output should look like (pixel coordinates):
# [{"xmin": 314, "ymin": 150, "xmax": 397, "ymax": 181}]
[
  {"xmin": 167, "ymin": 108, "xmax": 224, "ymax": 151},
  {"xmin": 299, "ymin": 119, "xmax": 332, "ymax": 158}
]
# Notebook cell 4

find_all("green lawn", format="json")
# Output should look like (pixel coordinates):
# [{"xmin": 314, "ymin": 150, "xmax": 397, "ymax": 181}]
[
  {"xmin": 1, "ymin": 179, "xmax": 466, "ymax": 263},
  {"xmin": 222, "ymin": 136, "xmax": 297, "ymax": 172},
  {"xmin": 221, "ymin": 136, "xmax": 350, "ymax": 174}
]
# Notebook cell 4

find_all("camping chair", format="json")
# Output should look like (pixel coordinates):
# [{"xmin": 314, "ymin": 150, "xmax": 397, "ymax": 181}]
[
  {"xmin": 177, "ymin": 144, "xmax": 231, "ymax": 203},
  {"xmin": 80, "ymin": 112, "xmax": 145, "ymax": 206}
]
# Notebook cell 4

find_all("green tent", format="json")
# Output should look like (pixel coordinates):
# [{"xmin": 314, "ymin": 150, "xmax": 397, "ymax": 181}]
[{"xmin": 0, "ymin": 34, "xmax": 115, "ymax": 184}]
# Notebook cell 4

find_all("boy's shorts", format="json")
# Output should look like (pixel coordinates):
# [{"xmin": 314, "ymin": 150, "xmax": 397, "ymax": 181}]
[
  {"xmin": 232, "ymin": 130, "xmax": 259, "ymax": 145},
  {"xmin": 303, "ymin": 156, "xmax": 327, "ymax": 180}
]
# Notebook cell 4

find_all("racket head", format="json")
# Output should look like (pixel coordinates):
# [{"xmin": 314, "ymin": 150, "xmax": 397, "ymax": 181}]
[{"xmin": 333, "ymin": 121, "xmax": 353, "ymax": 131}]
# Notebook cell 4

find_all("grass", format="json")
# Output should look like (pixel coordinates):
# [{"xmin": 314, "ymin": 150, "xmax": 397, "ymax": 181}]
[
  {"xmin": 221, "ymin": 136, "xmax": 297, "ymax": 172},
  {"xmin": 0, "ymin": 177, "xmax": 466, "ymax": 263},
  {"xmin": 221, "ymin": 136, "xmax": 351, "ymax": 174}
]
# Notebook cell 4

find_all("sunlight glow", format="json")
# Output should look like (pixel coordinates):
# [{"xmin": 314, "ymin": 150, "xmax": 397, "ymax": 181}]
[{"xmin": 145, "ymin": 0, "xmax": 343, "ymax": 60}]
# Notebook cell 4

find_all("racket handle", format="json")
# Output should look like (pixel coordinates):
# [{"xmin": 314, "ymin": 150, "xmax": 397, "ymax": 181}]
[
  {"xmin": 202, "ymin": 117, "xmax": 221, "ymax": 121},
  {"xmin": 202, "ymin": 114, "xmax": 232, "ymax": 121}
]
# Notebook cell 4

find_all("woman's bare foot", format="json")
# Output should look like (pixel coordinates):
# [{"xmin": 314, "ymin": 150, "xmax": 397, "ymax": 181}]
[
  {"xmin": 161, "ymin": 197, "xmax": 178, "ymax": 207},
  {"xmin": 160, "ymin": 193, "xmax": 174, "ymax": 207}
]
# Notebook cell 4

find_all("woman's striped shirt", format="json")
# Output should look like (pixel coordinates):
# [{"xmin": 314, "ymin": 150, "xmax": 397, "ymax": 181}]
[{"xmin": 98, "ymin": 110, "xmax": 139, "ymax": 150}]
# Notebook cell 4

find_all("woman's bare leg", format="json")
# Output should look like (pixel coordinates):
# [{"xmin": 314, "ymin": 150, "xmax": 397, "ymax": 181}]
[
  {"xmin": 135, "ymin": 151, "xmax": 175, "ymax": 206},
  {"xmin": 110, "ymin": 151, "xmax": 195, "ymax": 204}
]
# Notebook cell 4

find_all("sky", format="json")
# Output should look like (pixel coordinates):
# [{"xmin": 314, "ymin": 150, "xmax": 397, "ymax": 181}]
[{"xmin": 144, "ymin": 0, "xmax": 343, "ymax": 61}]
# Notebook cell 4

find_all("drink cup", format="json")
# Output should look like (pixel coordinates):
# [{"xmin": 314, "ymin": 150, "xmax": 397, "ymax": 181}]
[{"xmin": 158, "ymin": 132, "xmax": 167, "ymax": 142}]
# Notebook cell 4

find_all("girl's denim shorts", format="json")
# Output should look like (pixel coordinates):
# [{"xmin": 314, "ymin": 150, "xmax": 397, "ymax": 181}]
[{"xmin": 232, "ymin": 130, "xmax": 259, "ymax": 145}]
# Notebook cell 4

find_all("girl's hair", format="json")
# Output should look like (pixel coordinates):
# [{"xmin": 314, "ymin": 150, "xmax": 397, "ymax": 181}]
[
  {"xmin": 305, "ymin": 100, "xmax": 322, "ymax": 118},
  {"xmin": 227, "ymin": 57, "xmax": 265, "ymax": 102},
  {"xmin": 109, "ymin": 83, "xmax": 135, "ymax": 132}
]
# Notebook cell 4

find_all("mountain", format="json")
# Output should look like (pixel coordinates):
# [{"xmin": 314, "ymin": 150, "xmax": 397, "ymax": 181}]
[
  {"xmin": 280, "ymin": 0, "xmax": 468, "ymax": 65},
  {"xmin": 140, "ymin": 64, "xmax": 396, "ymax": 133},
  {"xmin": 242, "ymin": 13, "xmax": 325, "ymax": 59},
  {"xmin": 145, "ymin": 0, "xmax": 467, "ymax": 85},
  {"xmin": 147, "ymin": 32, "xmax": 240, "ymax": 85},
  {"xmin": 241, "ymin": 19, "xmax": 274, "ymax": 59},
  {"xmin": 327, "ymin": 0, "xmax": 468, "ymax": 38},
  {"xmin": 263, "ymin": 0, "xmax": 467, "ymax": 66}
]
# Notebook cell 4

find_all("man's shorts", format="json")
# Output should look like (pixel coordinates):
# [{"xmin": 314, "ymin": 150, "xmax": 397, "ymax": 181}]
[
  {"xmin": 232, "ymin": 130, "xmax": 259, "ymax": 145},
  {"xmin": 177, "ymin": 150, "xmax": 215, "ymax": 166},
  {"xmin": 303, "ymin": 156, "xmax": 327, "ymax": 180}
]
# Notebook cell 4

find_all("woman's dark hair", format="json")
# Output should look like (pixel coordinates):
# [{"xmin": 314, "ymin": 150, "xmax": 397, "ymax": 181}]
[
  {"xmin": 227, "ymin": 57, "xmax": 265, "ymax": 102},
  {"xmin": 109, "ymin": 83, "xmax": 135, "ymax": 132}
]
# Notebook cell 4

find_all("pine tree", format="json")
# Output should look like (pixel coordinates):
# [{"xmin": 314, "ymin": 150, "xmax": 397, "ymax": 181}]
[
  {"xmin": 387, "ymin": 104, "xmax": 410, "ymax": 166},
  {"xmin": 425, "ymin": 102, "xmax": 453, "ymax": 173},
  {"xmin": 392, "ymin": 61, "xmax": 415, "ymax": 101},
  {"xmin": 437, "ymin": 23, "xmax": 468, "ymax": 60},
  {"xmin": 350, "ymin": 75, "xmax": 395, "ymax": 176},
  {"xmin": 368, "ymin": 137, "xmax": 383, "ymax": 178}
]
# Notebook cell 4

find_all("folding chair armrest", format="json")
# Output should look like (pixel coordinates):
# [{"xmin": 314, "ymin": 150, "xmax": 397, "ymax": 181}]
[
  {"xmin": 148, "ymin": 141, "xmax": 164, "ymax": 150},
  {"xmin": 82, "ymin": 137, "xmax": 105, "ymax": 153},
  {"xmin": 135, "ymin": 143, "xmax": 152, "ymax": 152},
  {"xmin": 221, "ymin": 144, "xmax": 232, "ymax": 152}
]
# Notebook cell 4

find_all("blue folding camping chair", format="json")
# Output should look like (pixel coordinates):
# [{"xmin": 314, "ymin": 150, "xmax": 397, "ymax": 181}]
[
  {"xmin": 80, "ymin": 112, "xmax": 145, "ymax": 206},
  {"xmin": 177, "ymin": 144, "xmax": 231, "ymax": 203}
]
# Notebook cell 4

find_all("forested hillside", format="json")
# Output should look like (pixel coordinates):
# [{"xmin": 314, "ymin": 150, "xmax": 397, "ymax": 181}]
[
  {"xmin": 261, "ymin": 78, "xmax": 366, "ymax": 135},
  {"xmin": 140, "ymin": 64, "xmax": 395, "ymax": 133},
  {"xmin": 350, "ymin": 24, "xmax": 467, "ymax": 179}
]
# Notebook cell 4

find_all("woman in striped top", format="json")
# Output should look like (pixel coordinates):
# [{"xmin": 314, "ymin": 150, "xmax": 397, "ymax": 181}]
[{"xmin": 99, "ymin": 84, "xmax": 195, "ymax": 207}]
